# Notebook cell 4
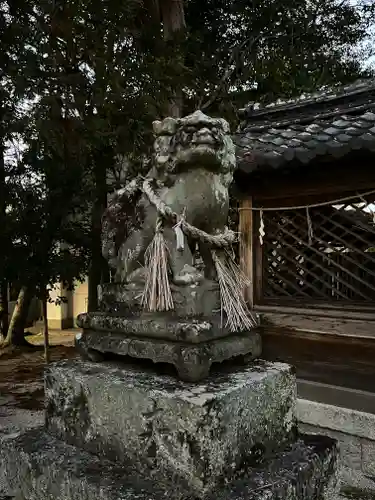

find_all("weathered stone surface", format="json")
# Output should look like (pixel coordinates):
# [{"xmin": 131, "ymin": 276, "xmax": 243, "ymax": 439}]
[
  {"xmin": 77, "ymin": 311, "xmax": 232, "ymax": 344},
  {"xmin": 299, "ymin": 424, "xmax": 375, "ymax": 497},
  {"xmin": 299, "ymin": 423, "xmax": 362, "ymax": 471},
  {"xmin": 339, "ymin": 467, "xmax": 375, "ymax": 498},
  {"xmin": 361, "ymin": 439, "xmax": 375, "ymax": 478},
  {"xmin": 0, "ymin": 428, "xmax": 339, "ymax": 500},
  {"xmin": 297, "ymin": 399, "xmax": 375, "ymax": 441},
  {"xmin": 0, "ymin": 407, "xmax": 43, "ymax": 437},
  {"xmin": 75, "ymin": 328, "xmax": 262, "ymax": 382},
  {"xmin": 45, "ymin": 359, "xmax": 296, "ymax": 496},
  {"xmin": 0, "ymin": 408, "xmax": 44, "ymax": 499},
  {"xmin": 97, "ymin": 281, "xmax": 221, "ymax": 319},
  {"xmin": 298, "ymin": 401, "xmax": 375, "ymax": 495}
]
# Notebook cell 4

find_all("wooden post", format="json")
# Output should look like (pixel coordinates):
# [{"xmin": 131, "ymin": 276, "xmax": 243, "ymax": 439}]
[{"xmin": 239, "ymin": 197, "xmax": 254, "ymax": 307}]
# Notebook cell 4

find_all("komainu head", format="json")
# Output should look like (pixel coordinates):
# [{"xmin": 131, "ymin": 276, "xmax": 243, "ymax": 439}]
[{"xmin": 152, "ymin": 110, "xmax": 236, "ymax": 178}]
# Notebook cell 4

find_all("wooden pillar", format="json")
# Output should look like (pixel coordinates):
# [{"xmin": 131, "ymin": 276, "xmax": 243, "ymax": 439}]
[{"xmin": 239, "ymin": 197, "xmax": 254, "ymax": 307}]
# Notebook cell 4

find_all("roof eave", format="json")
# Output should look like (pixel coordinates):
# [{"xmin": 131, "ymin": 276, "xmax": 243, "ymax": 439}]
[{"xmin": 236, "ymin": 139, "xmax": 375, "ymax": 174}]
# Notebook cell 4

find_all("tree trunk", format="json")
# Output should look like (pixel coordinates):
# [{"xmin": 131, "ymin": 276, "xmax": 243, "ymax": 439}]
[
  {"xmin": 144, "ymin": 0, "xmax": 186, "ymax": 118},
  {"xmin": 161, "ymin": 0, "xmax": 186, "ymax": 118},
  {"xmin": 88, "ymin": 152, "xmax": 108, "ymax": 312},
  {"xmin": 0, "ymin": 143, "xmax": 9, "ymax": 339},
  {"xmin": 0, "ymin": 281, "xmax": 8, "ymax": 339},
  {"xmin": 42, "ymin": 291, "xmax": 50, "ymax": 363},
  {"xmin": 161, "ymin": 0, "xmax": 185, "ymax": 41},
  {"xmin": 2, "ymin": 286, "xmax": 33, "ymax": 347}
]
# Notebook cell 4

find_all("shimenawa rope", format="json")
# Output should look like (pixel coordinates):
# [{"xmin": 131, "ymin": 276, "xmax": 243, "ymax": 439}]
[{"xmin": 142, "ymin": 179, "xmax": 236, "ymax": 248}]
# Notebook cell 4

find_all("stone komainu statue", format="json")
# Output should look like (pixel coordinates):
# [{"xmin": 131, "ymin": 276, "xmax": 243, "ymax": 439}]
[
  {"xmin": 102, "ymin": 110, "xmax": 237, "ymax": 285},
  {"xmin": 101, "ymin": 110, "xmax": 256, "ymax": 331}
]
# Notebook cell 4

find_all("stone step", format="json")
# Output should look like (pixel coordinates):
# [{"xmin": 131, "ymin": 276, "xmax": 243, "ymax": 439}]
[
  {"xmin": 45, "ymin": 359, "xmax": 296, "ymax": 495},
  {"xmin": 0, "ymin": 428, "xmax": 338, "ymax": 500}
]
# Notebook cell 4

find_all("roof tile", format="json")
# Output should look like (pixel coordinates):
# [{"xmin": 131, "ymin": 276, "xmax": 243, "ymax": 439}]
[
  {"xmin": 361, "ymin": 112, "xmax": 375, "ymax": 122},
  {"xmin": 289, "ymin": 139, "xmax": 304, "ymax": 148},
  {"xmin": 235, "ymin": 79, "xmax": 375, "ymax": 172},
  {"xmin": 352, "ymin": 120, "xmax": 372, "ymax": 129},
  {"xmin": 295, "ymin": 148, "xmax": 315, "ymax": 163},
  {"xmin": 315, "ymin": 134, "xmax": 331, "ymax": 142},
  {"xmin": 270, "ymin": 137, "xmax": 286, "ymax": 146},
  {"xmin": 305, "ymin": 139, "xmax": 321, "ymax": 149},
  {"xmin": 323, "ymin": 127, "xmax": 339, "ymax": 136},
  {"xmin": 332, "ymin": 119, "xmax": 351, "ymax": 128},
  {"xmin": 296, "ymin": 132, "xmax": 313, "ymax": 141},
  {"xmin": 343, "ymin": 126, "xmax": 366, "ymax": 136},
  {"xmin": 336, "ymin": 133, "xmax": 352, "ymax": 143},
  {"xmin": 360, "ymin": 133, "xmax": 375, "ymax": 142},
  {"xmin": 280, "ymin": 130, "xmax": 297, "ymax": 139},
  {"xmin": 305, "ymin": 123, "xmax": 322, "ymax": 133}
]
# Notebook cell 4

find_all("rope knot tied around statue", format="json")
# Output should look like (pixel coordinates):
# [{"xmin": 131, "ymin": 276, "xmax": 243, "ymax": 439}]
[{"xmin": 141, "ymin": 178, "xmax": 258, "ymax": 332}]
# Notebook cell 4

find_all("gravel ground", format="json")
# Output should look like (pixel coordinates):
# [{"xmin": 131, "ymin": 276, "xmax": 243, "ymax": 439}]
[
  {"xmin": 0, "ymin": 331, "xmax": 76, "ymax": 428},
  {"xmin": 0, "ymin": 331, "xmax": 77, "ymax": 498}
]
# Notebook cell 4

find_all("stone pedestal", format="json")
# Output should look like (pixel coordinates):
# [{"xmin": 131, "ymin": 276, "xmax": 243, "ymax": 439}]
[
  {"xmin": 0, "ymin": 428, "xmax": 339, "ymax": 500},
  {"xmin": 45, "ymin": 360, "xmax": 296, "ymax": 495},
  {"xmin": 0, "ymin": 357, "xmax": 340, "ymax": 500}
]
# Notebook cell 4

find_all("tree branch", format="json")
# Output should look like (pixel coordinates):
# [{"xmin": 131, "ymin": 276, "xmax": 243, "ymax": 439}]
[{"xmin": 199, "ymin": 33, "xmax": 265, "ymax": 111}]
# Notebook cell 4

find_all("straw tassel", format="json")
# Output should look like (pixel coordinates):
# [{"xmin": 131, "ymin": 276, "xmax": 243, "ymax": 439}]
[
  {"xmin": 212, "ymin": 250, "xmax": 259, "ymax": 332},
  {"xmin": 142, "ymin": 216, "xmax": 174, "ymax": 312}
]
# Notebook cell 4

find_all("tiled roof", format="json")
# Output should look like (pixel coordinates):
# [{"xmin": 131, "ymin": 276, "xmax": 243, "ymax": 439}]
[{"xmin": 234, "ymin": 79, "xmax": 375, "ymax": 173}]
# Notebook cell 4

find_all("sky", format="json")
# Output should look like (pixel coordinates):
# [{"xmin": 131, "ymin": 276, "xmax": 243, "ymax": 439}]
[{"xmin": 365, "ymin": 54, "xmax": 375, "ymax": 69}]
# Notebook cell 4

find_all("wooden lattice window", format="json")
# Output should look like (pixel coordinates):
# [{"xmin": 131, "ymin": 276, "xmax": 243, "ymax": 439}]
[{"xmin": 260, "ymin": 193, "xmax": 375, "ymax": 306}]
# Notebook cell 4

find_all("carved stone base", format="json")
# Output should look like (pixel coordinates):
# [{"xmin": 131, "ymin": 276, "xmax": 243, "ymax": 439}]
[{"xmin": 75, "ymin": 328, "xmax": 262, "ymax": 382}]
